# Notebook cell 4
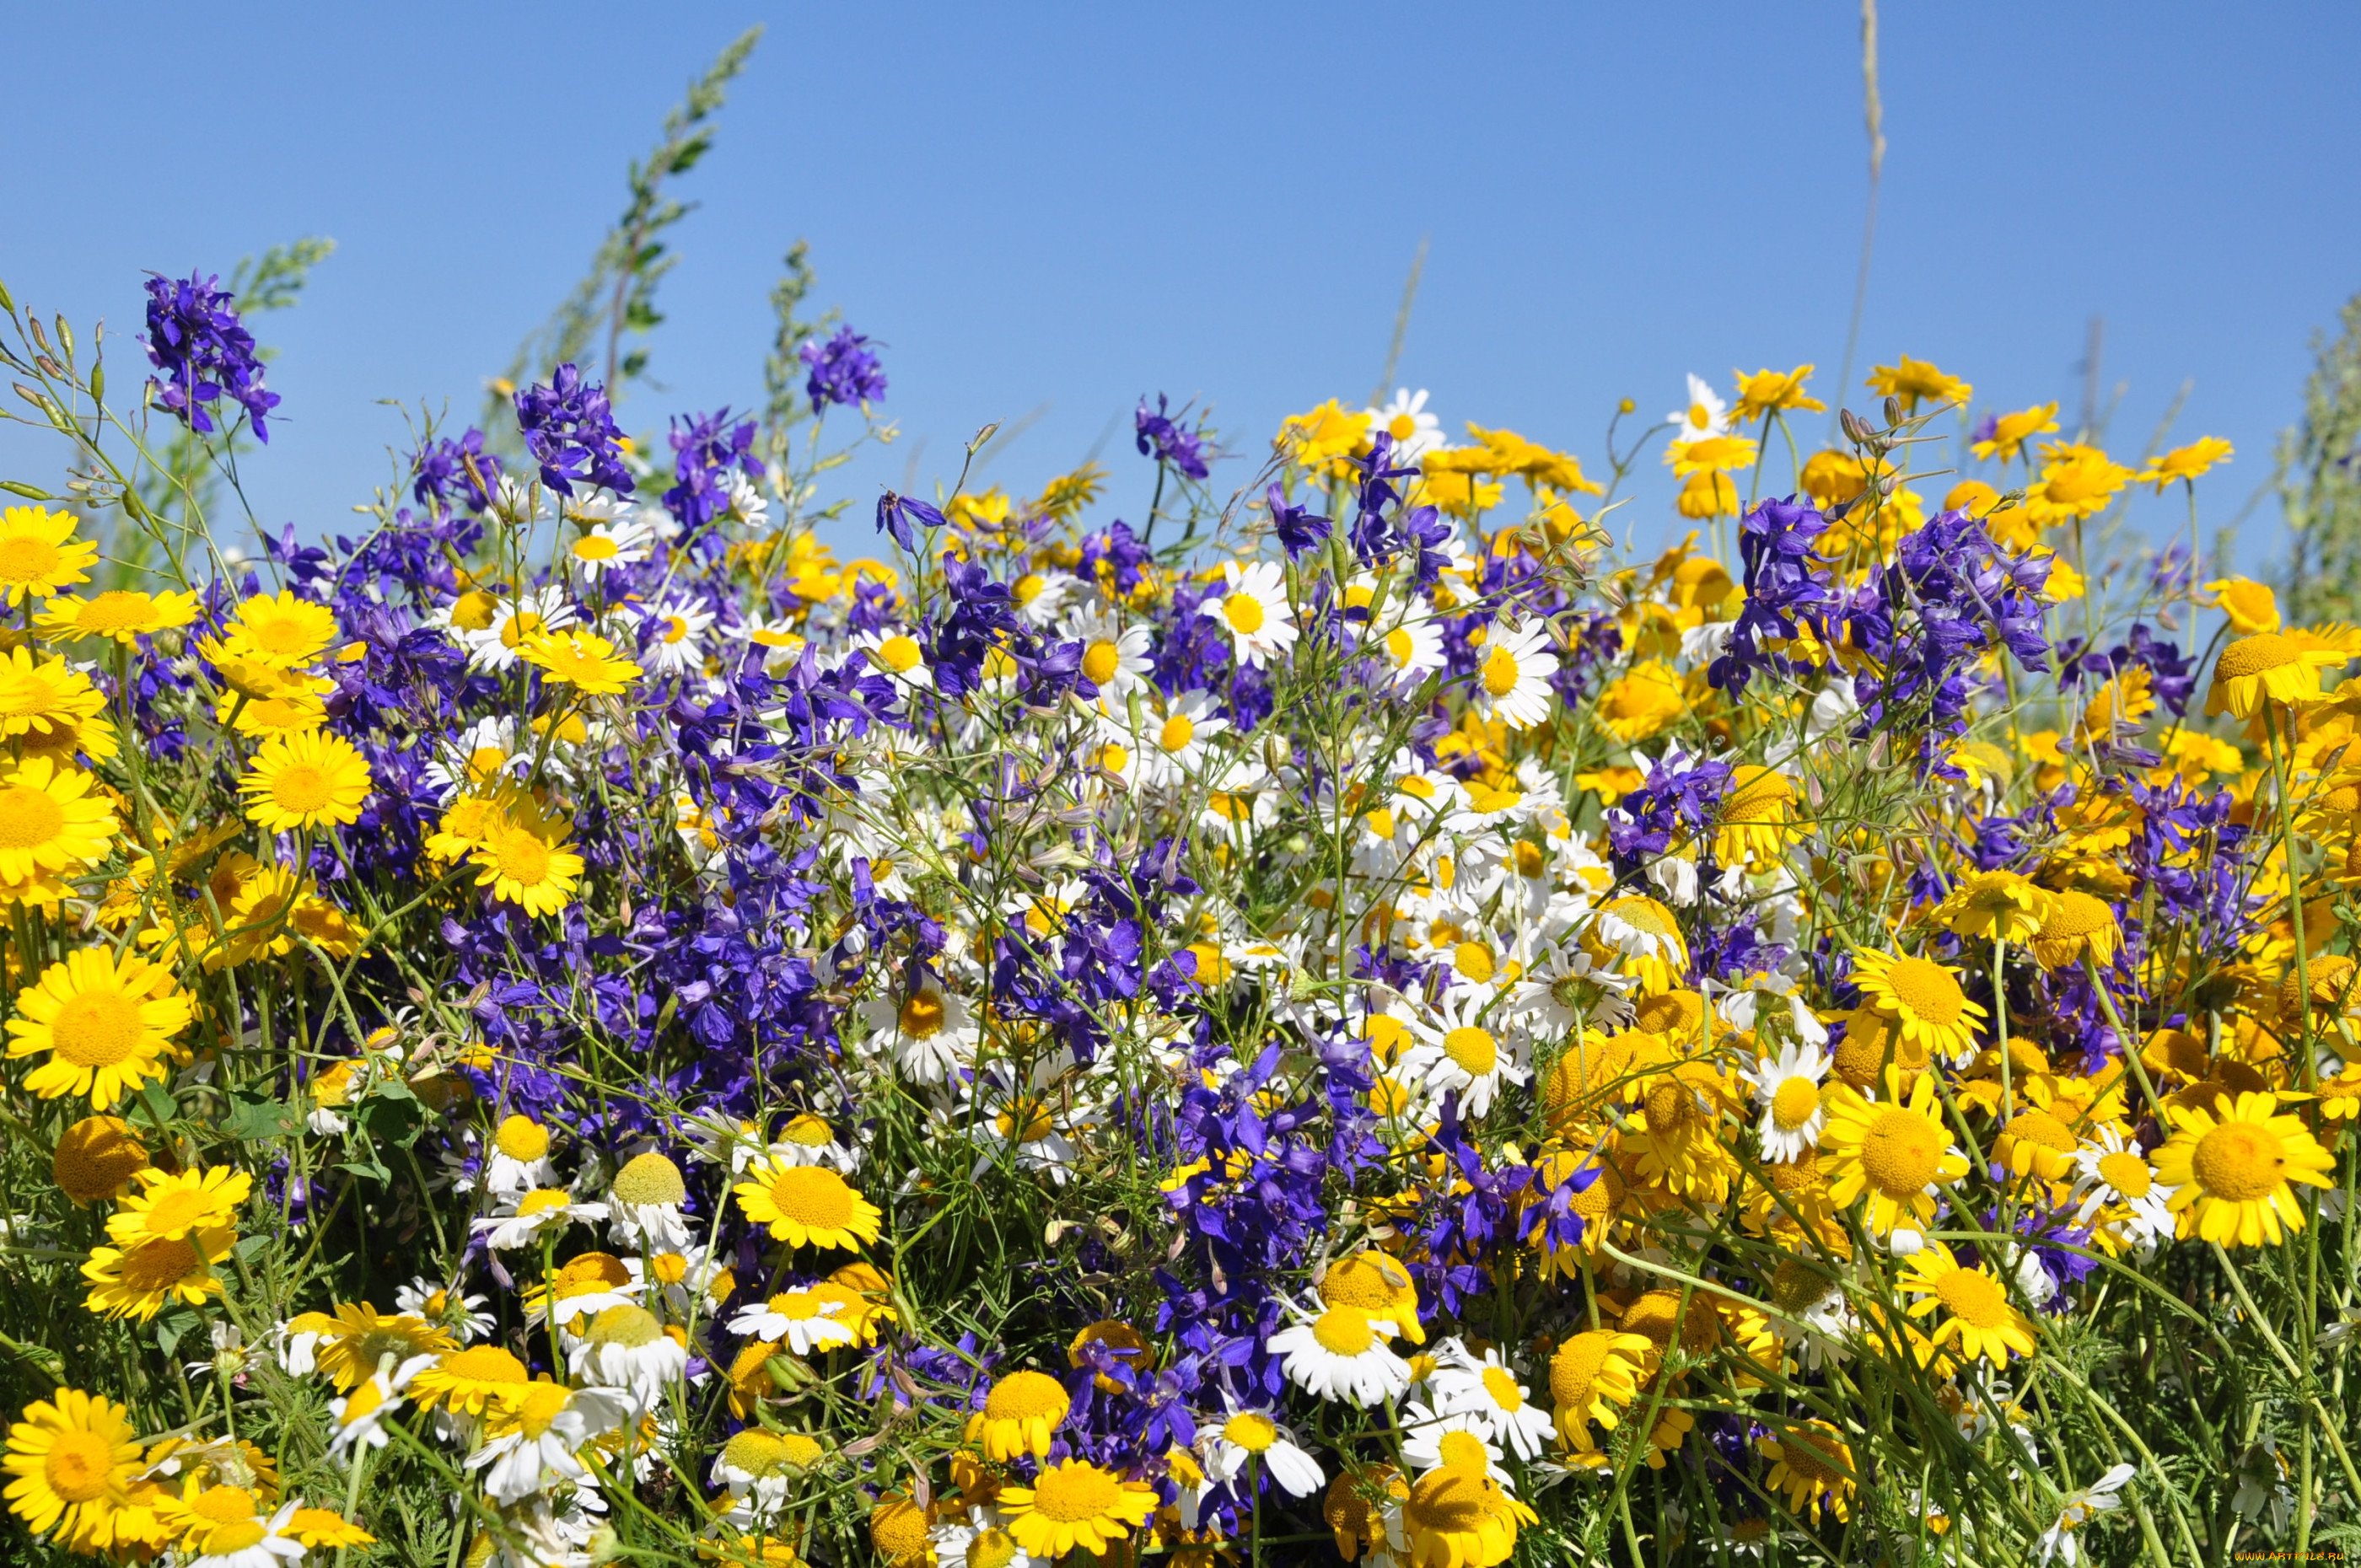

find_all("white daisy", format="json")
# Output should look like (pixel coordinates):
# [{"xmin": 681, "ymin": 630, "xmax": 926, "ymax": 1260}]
[
  {"xmin": 465, "ymin": 587, "xmax": 578, "ymax": 672},
  {"xmin": 567, "ymin": 513, "xmax": 654, "ymax": 580},
  {"xmin": 1399, "ymin": 989, "xmax": 1531, "ymax": 1120},
  {"xmin": 1428, "ymin": 1343, "xmax": 1555, "ymax": 1461},
  {"xmin": 1370, "ymin": 614, "xmax": 1447, "ymax": 692},
  {"xmin": 1065, "ymin": 612, "xmax": 1154, "ymax": 698},
  {"xmin": 567, "ymin": 1305, "xmax": 688, "ymax": 1415},
  {"xmin": 472, "ymin": 1187, "xmax": 610, "ymax": 1252},
  {"xmin": 1670, "ymin": 373, "xmax": 1729, "ymax": 442},
  {"xmin": 853, "ymin": 626, "xmax": 934, "ymax": 690},
  {"xmin": 2034, "ymin": 1463, "xmax": 2136, "ymax": 1565},
  {"xmin": 858, "ymin": 970, "xmax": 980, "ymax": 1084},
  {"xmin": 1012, "ymin": 567, "xmax": 1084, "ymax": 629},
  {"xmin": 737, "ymin": 613, "xmax": 808, "ymax": 673},
  {"xmin": 933, "ymin": 1505, "xmax": 1035, "ymax": 1568},
  {"xmin": 1198, "ymin": 1400, "xmax": 1326, "ymax": 1498},
  {"xmin": 1131, "ymin": 690, "xmax": 1230, "ymax": 790},
  {"xmin": 1743, "ymin": 1039, "xmax": 1833, "ymax": 1162},
  {"xmin": 395, "ymin": 1278, "xmax": 496, "ymax": 1344},
  {"xmin": 727, "ymin": 1287, "xmax": 857, "ymax": 1355},
  {"xmin": 469, "ymin": 1383, "xmax": 632, "ymax": 1504},
  {"xmin": 186, "ymin": 1501, "xmax": 304, "ymax": 1568},
  {"xmin": 1397, "ymin": 1399, "xmax": 1512, "ymax": 1484},
  {"xmin": 423, "ymin": 717, "xmax": 523, "ymax": 800},
  {"xmin": 1268, "ymin": 1302, "xmax": 1411, "ymax": 1408},
  {"xmin": 764, "ymin": 1112, "xmax": 863, "ymax": 1173},
  {"xmin": 326, "ymin": 1354, "xmax": 433, "ymax": 1457},
  {"xmin": 1469, "ymin": 620, "xmax": 1559, "ymax": 731},
  {"xmin": 1364, "ymin": 387, "xmax": 1444, "ymax": 462},
  {"xmin": 638, "ymin": 599, "xmax": 716, "ymax": 676},
  {"xmin": 1207, "ymin": 559, "xmax": 1298, "ymax": 669},
  {"xmin": 2068, "ymin": 1127, "xmax": 2176, "ymax": 1254}
]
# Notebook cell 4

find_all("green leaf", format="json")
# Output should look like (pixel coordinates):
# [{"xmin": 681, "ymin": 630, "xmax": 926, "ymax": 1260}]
[
  {"xmin": 154, "ymin": 1308, "xmax": 200, "ymax": 1359},
  {"xmin": 357, "ymin": 1087, "xmax": 426, "ymax": 1148},
  {"xmin": 138, "ymin": 1081, "xmax": 177, "ymax": 1126},
  {"xmin": 222, "ymin": 1087, "xmax": 300, "ymax": 1141},
  {"xmin": 335, "ymin": 1157, "xmax": 392, "ymax": 1186}
]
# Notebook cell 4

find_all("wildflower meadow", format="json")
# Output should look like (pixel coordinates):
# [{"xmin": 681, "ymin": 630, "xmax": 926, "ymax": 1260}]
[{"xmin": 3, "ymin": 37, "xmax": 2359, "ymax": 1568}]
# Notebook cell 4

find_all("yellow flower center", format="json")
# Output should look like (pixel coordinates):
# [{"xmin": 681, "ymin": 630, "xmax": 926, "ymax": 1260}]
[
  {"xmin": 247, "ymin": 613, "xmax": 320, "ymax": 656},
  {"xmin": 270, "ymin": 764, "xmax": 336, "ymax": 814},
  {"xmin": 1082, "ymin": 640, "xmax": 1121, "ymax": 685},
  {"xmin": 118, "ymin": 1236, "xmax": 200, "ymax": 1291},
  {"xmin": 782, "ymin": 1114, "xmax": 833, "ymax": 1147},
  {"xmin": 1384, "ymin": 627, "xmax": 1417, "ymax": 667},
  {"xmin": 1223, "ymin": 593, "xmax": 1267, "ymax": 635},
  {"xmin": 2191, "ymin": 1120, "xmax": 2286, "ymax": 1201},
  {"xmin": 2095, "ymin": 1150, "xmax": 2152, "ymax": 1198},
  {"xmin": 1645, "ymin": 1078, "xmax": 1697, "ymax": 1134},
  {"xmin": 515, "ymin": 1188, "xmax": 573, "ymax": 1217},
  {"xmin": 1389, "ymin": 413, "xmax": 1417, "ymax": 441},
  {"xmin": 1442, "ymin": 1026, "xmax": 1498, "ymax": 1077},
  {"xmin": 514, "ymin": 1382, "xmax": 573, "ymax": 1437},
  {"xmin": 1771, "ymin": 1077, "xmax": 1820, "ymax": 1130},
  {"xmin": 1772, "ymin": 1427, "xmax": 1846, "ymax": 1485},
  {"xmin": 1159, "ymin": 714, "xmax": 1195, "ymax": 753},
  {"xmin": 1548, "ymin": 1334, "xmax": 1611, "ymax": 1404},
  {"xmin": 41, "ymin": 1428, "xmax": 114, "ymax": 1502},
  {"xmin": 1480, "ymin": 645, "xmax": 1522, "ymax": 696},
  {"xmin": 763, "ymin": 1166, "xmax": 857, "ymax": 1228},
  {"xmin": 1435, "ymin": 1429, "xmax": 1492, "ymax": 1470},
  {"xmin": 0, "ymin": 669, "xmax": 62, "ymax": 717},
  {"xmin": 874, "ymin": 634, "xmax": 923, "ymax": 674},
  {"xmin": 897, "ymin": 990, "xmax": 945, "ymax": 1039},
  {"xmin": 0, "ymin": 535, "xmax": 64, "ymax": 583},
  {"xmin": 1031, "ymin": 1462, "xmax": 1122, "ymax": 1523},
  {"xmin": 1404, "ymin": 1465, "xmax": 1491, "ymax": 1534},
  {"xmin": 492, "ymin": 829, "xmax": 553, "ymax": 887},
  {"xmin": 0, "ymin": 783, "xmax": 67, "ymax": 848},
  {"xmin": 659, "ymin": 615, "xmax": 691, "ymax": 645},
  {"xmin": 1480, "ymin": 1365, "xmax": 1524, "ymax": 1411},
  {"xmin": 1311, "ymin": 1307, "xmax": 1379, "ymax": 1356},
  {"xmin": 994, "ymin": 1095, "xmax": 1056, "ymax": 1145},
  {"xmin": 1223, "ymin": 1412, "xmax": 1277, "ymax": 1453},
  {"xmin": 1884, "ymin": 957, "xmax": 1966, "ymax": 1025},
  {"xmin": 2004, "ymin": 1109, "xmax": 2077, "ymax": 1156},
  {"xmin": 1451, "ymin": 942, "xmax": 1496, "ymax": 985},
  {"xmin": 573, "ymin": 534, "xmax": 620, "ymax": 561},
  {"xmin": 582, "ymin": 1303, "xmax": 662, "ymax": 1348},
  {"xmin": 1932, "ymin": 1265, "xmax": 2012, "ymax": 1329},
  {"xmin": 48, "ymin": 989, "xmax": 143, "ymax": 1067},
  {"xmin": 1858, "ymin": 1107, "xmax": 1944, "ymax": 1196},
  {"xmin": 987, "ymin": 1369, "xmax": 1070, "ymax": 1423},
  {"xmin": 2217, "ymin": 633, "xmax": 2297, "ymax": 678},
  {"xmin": 967, "ymin": 1528, "xmax": 1020, "ymax": 1568},
  {"xmin": 611, "ymin": 1152, "xmax": 687, "ymax": 1206},
  {"xmin": 494, "ymin": 1115, "xmax": 551, "ymax": 1161},
  {"xmin": 74, "ymin": 592, "xmax": 156, "ymax": 631}
]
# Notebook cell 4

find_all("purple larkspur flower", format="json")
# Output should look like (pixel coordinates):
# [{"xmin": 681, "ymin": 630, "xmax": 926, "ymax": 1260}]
[
  {"xmin": 514, "ymin": 363, "xmax": 633, "ymax": 497},
  {"xmin": 800, "ymin": 325, "xmax": 887, "ymax": 413},
  {"xmin": 1136, "ymin": 394, "xmax": 1211, "ymax": 481},
  {"xmin": 142, "ymin": 271, "xmax": 280, "ymax": 441}
]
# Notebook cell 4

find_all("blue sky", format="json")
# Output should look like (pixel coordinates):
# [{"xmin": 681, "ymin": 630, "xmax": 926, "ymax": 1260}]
[{"xmin": 3, "ymin": 3, "xmax": 2354, "ymax": 567}]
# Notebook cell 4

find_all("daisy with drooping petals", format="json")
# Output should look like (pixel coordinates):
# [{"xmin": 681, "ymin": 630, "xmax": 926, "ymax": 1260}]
[
  {"xmin": 467, "ymin": 1380, "xmax": 630, "ymax": 1505},
  {"xmin": 1269, "ymin": 1302, "xmax": 1412, "ymax": 1407},
  {"xmin": 1757, "ymin": 1420, "xmax": 1856, "ymax": 1521},
  {"xmin": 1901, "ymin": 1244, "xmax": 2037, "ymax": 1367},
  {"xmin": 2153, "ymin": 1090, "xmax": 2333, "ymax": 1247},
  {"xmin": 1468, "ymin": 620, "xmax": 1558, "ymax": 731},
  {"xmin": 6, "ymin": 947, "xmax": 194, "ymax": 1109},
  {"xmin": 968, "ymin": 1369, "xmax": 1073, "ymax": 1462},
  {"xmin": 1848, "ymin": 948, "xmax": 1987, "ymax": 1065},
  {"xmin": 470, "ymin": 1186, "xmax": 608, "ymax": 1251},
  {"xmin": 2206, "ymin": 631, "xmax": 2346, "ymax": 717},
  {"xmin": 1818, "ymin": 1070, "xmax": 1971, "ymax": 1246},
  {"xmin": 1208, "ymin": 559, "xmax": 1297, "ymax": 668},
  {"xmin": 239, "ymin": 730, "xmax": 373, "ymax": 833},
  {"xmin": 1391, "ymin": 1459, "xmax": 1538, "ymax": 1568},
  {"xmin": 732, "ymin": 1158, "xmax": 883, "ymax": 1251},
  {"xmin": 998, "ymin": 1458, "xmax": 1158, "ymax": 1562},
  {"xmin": 566, "ymin": 1304, "xmax": 687, "ymax": 1415},
  {"xmin": 728, "ymin": 1287, "xmax": 855, "ymax": 1356},
  {"xmin": 1744, "ymin": 1039, "xmax": 1834, "ymax": 1163}
]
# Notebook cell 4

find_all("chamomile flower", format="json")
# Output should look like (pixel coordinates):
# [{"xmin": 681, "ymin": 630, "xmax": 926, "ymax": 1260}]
[
  {"xmin": 1066, "ymin": 612, "xmax": 1154, "ymax": 697},
  {"xmin": 727, "ymin": 1287, "xmax": 855, "ymax": 1355},
  {"xmin": 423, "ymin": 717, "xmax": 523, "ymax": 800},
  {"xmin": 471, "ymin": 1186, "xmax": 610, "ymax": 1252},
  {"xmin": 483, "ymin": 1114, "xmax": 557, "ymax": 1194},
  {"xmin": 932, "ymin": 1505, "xmax": 1035, "ymax": 1568},
  {"xmin": 1269, "ymin": 1302, "xmax": 1412, "ymax": 1408},
  {"xmin": 1430, "ymin": 1344, "xmax": 1556, "ymax": 1461},
  {"xmin": 858, "ymin": 969, "xmax": 979, "ymax": 1083},
  {"xmin": 637, "ymin": 598, "xmax": 716, "ymax": 675},
  {"xmin": 1208, "ymin": 559, "xmax": 1297, "ymax": 668},
  {"xmin": 1743, "ymin": 1040, "xmax": 1834, "ymax": 1162},
  {"xmin": 606, "ymin": 1151, "xmax": 693, "ymax": 1252},
  {"xmin": 2068, "ymin": 1125, "xmax": 2175, "ymax": 1251},
  {"xmin": 1201, "ymin": 1400, "xmax": 1326, "ymax": 1497},
  {"xmin": 464, "ymin": 587, "xmax": 577, "ymax": 672},
  {"xmin": 1398, "ymin": 1399, "xmax": 1511, "ymax": 1485},
  {"xmin": 1364, "ymin": 388, "xmax": 1444, "ymax": 462},
  {"xmin": 1131, "ymin": 690, "xmax": 1229, "ymax": 789},
  {"xmin": 325, "ymin": 1355, "xmax": 433, "ymax": 1457},
  {"xmin": 2033, "ymin": 1464, "xmax": 2136, "ymax": 1565},
  {"xmin": 393, "ymin": 1279, "xmax": 496, "ymax": 1344},
  {"xmin": 566, "ymin": 1304, "xmax": 688, "ymax": 1414},
  {"xmin": 468, "ymin": 1382, "xmax": 630, "ymax": 1504},
  {"xmin": 1469, "ymin": 620, "xmax": 1559, "ymax": 730},
  {"xmin": 852, "ymin": 627, "xmax": 934, "ymax": 690},
  {"xmin": 1370, "ymin": 613, "xmax": 1448, "ymax": 692},
  {"xmin": 1399, "ymin": 989, "xmax": 1530, "ymax": 1119},
  {"xmin": 566, "ymin": 513, "xmax": 653, "ymax": 580},
  {"xmin": 1670, "ymin": 373, "xmax": 1730, "ymax": 441}
]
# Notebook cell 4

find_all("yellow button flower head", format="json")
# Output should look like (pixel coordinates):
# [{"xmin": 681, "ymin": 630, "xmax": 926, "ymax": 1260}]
[
  {"xmin": 521, "ymin": 627, "xmax": 641, "ymax": 695},
  {"xmin": 2140, "ymin": 435, "xmax": 2233, "ymax": 490},
  {"xmin": 5, "ymin": 946, "xmax": 191, "ymax": 1110},
  {"xmin": 2025, "ymin": 889, "xmax": 2122, "ymax": 969},
  {"xmin": 1318, "ymin": 1251, "xmax": 1424, "ymax": 1345},
  {"xmin": 2, "ymin": 1387, "xmax": 143, "ymax": 1549},
  {"xmin": 1593, "ymin": 661, "xmax": 1687, "ymax": 744},
  {"xmin": 1713, "ymin": 765, "xmax": 1797, "ymax": 867},
  {"xmin": 732, "ymin": 1157, "xmax": 882, "ymax": 1250},
  {"xmin": 0, "ymin": 756, "xmax": 116, "ymax": 883},
  {"xmin": 2207, "ymin": 631, "xmax": 2347, "ymax": 717},
  {"xmin": 1819, "ymin": 1070, "xmax": 1971, "ymax": 1238},
  {"xmin": 51, "ymin": 1115, "xmax": 149, "ymax": 1204},
  {"xmin": 38, "ymin": 588, "xmax": 204, "ymax": 645},
  {"xmin": 1800, "ymin": 450, "xmax": 1869, "ymax": 507},
  {"xmin": 1902, "ymin": 1244, "xmax": 2038, "ymax": 1367},
  {"xmin": 0, "ymin": 507, "xmax": 99, "ymax": 604},
  {"xmin": 1866, "ymin": 356, "xmax": 1971, "ymax": 413},
  {"xmin": 239, "ymin": 729, "xmax": 374, "ymax": 832},
  {"xmin": 1398, "ymin": 1458, "xmax": 1538, "ymax": 1568},
  {"xmin": 1970, "ymin": 402, "xmax": 2060, "ymax": 464},
  {"xmin": 1936, "ymin": 870, "xmax": 2051, "ymax": 943},
  {"xmin": 2204, "ymin": 577, "xmax": 2280, "ymax": 635},
  {"xmin": 1731, "ymin": 365, "xmax": 1824, "ymax": 421},
  {"xmin": 411, "ymin": 1345, "xmax": 531, "ymax": 1416},
  {"xmin": 2154, "ymin": 1090, "xmax": 2334, "ymax": 1246},
  {"xmin": 998, "ymin": 1458, "xmax": 1159, "ymax": 1561},
  {"xmin": 81, "ymin": 1227, "xmax": 229, "ymax": 1320},
  {"xmin": 869, "ymin": 1493, "xmax": 931, "ymax": 1568},
  {"xmin": 1276, "ymin": 400, "xmax": 1372, "ymax": 477},
  {"xmin": 967, "ymin": 1369, "xmax": 1071, "ymax": 1460},
  {"xmin": 1848, "ymin": 949, "xmax": 1987, "ymax": 1062}
]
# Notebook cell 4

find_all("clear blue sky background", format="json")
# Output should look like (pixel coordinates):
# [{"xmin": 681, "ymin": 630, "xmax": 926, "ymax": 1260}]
[{"xmin": 3, "ymin": 3, "xmax": 2354, "ymax": 569}]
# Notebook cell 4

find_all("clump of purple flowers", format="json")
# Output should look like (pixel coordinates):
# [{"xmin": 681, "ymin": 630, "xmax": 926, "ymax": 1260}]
[
  {"xmin": 800, "ymin": 326, "xmax": 887, "ymax": 413},
  {"xmin": 141, "ymin": 271, "xmax": 280, "ymax": 442},
  {"xmin": 664, "ymin": 408, "xmax": 762, "ymax": 533},
  {"xmin": 410, "ymin": 427, "xmax": 503, "ymax": 515},
  {"xmin": 514, "ymin": 363, "xmax": 633, "ymax": 497},
  {"xmin": 1135, "ymin": 395, "xmax": 1211, "ymax": 481},
  {"xmin": 1710, "ymin": 496, "xmax": 1836, "ymax": 694}
]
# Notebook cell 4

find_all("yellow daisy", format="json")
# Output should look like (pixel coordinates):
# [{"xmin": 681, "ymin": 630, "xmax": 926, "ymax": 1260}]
[
  {"xmin": 731, "ymin": 1158, "xmax": 883, "ymax": 1250},
  {"xmin": 2153, "ymin": 1090, "xmax": 2334, "ymax": 1247},
  {"xmin": 1936, "ymin": 870, "xmax": 2051, "ymax": 943},
  {"xmin": 469, "ymin": 798, "xmax": 585, "ymax": 916},
  {"xmin": 1818, "ymin": 1071, "xmax": 1971, "ymax": 1239},
  {"xmin": 2026, "ymin": 889, "xmax": 2122, "ymax": 970},
  {"xmin": 0, "ymin": 647, "xmax": 105, "ymax": 739},
  {"xmin": 1397, "ymin": 1460, "xmax": 1538, "ymax": 1568},
  {"xmin": 1713, "ymin": 765, "xmax": 1798, "ymax": 866},
  {"xmin": 220, "ymin": 589, "xmax": 339, "ymax": 670},
  {"xmin": 411, "ymin": 1345, "xmax": 532, "ymax": 1416},
  {"xmin": 1757, "ymin": 1420, "xmax": 1855, "ymax": 1521},
  {"xmin": 1546, "ymin": 1329, "xmax": 1651, "ymax": 1452},
  {"xmin": 300, "ymin": 1302, "xmax": 457, "ymax": 1392},
  {"xmin": 105, "ymin": 1166, "xmax": 252, "ymax": 1248},
  {"xmin": 2140, "ymin": 435, "xmax": 2233, "ymax": 490},
  {"xmin": 37, "ymin": 588, "xmax": 203, "ymax": 644},
  {"xmin": 2207, "ymin": 631, "xmax": 2347, "ymax": 717},
  {"xmin": 1901, "ymin": 1245, "xmax": 2037, "ymax": 1367},
  {"xmin": 1866, "ymin": 356, "xmax": 1971, "ymax": 412},
  {"xmin": 82, "ymin": 1230, "xmax": 229, "ymax": 1320},
  {"xmin": 520, "ymin": 627, "xmax": 642, "ymax": 695},
  {"xmin": 0, "ymin": 506, "xmax": 99, "ymax": 604},
  {"xmin": 6, "ymin": 947, "xmax": 195, "ymax": 1109},
  {"xmin": 1848, "ymin": 948, "xmax": 1986, "ymax": 1062},
  {"xmin": 50, "ymin": 1115, "xmax": 149, "ymax": 1205},
  {"xmin": 239, "ymin": 729, "xmax": 373, "ymax": 832},
  {"xmin": 998, "ymin": 1458, "xmax": 1159, "ymax": 1560},
  {"xmin": 966, "ymin": 1370, "xmax": 1072, "ymax": 1461},
  {"xmin": 2, "ymin": 1388, "xmax": 143, "ymax": 1549},
  {"xmin": 0, "ymin": 756, "xmax": 117, "ymax": 882}
]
